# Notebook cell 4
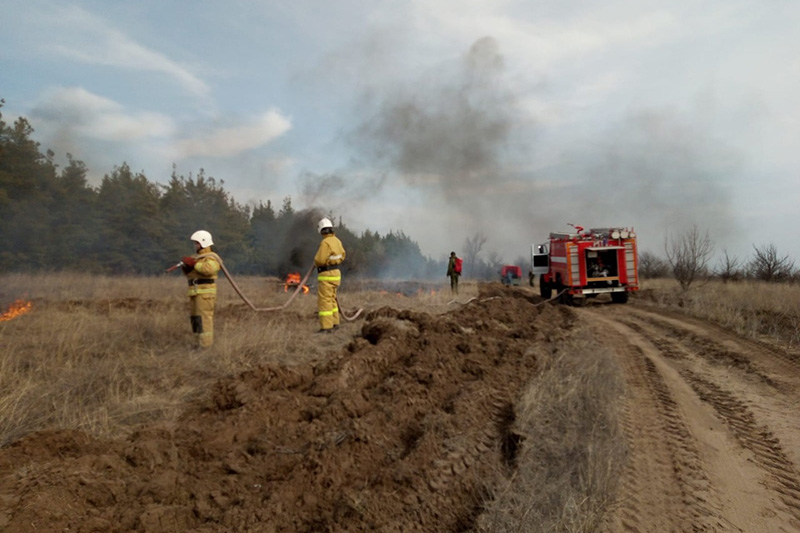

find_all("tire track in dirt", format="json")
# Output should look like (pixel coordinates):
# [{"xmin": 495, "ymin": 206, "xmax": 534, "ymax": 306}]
[
  {"xmin": 625, "ymin": 312, "xmax": 800, "ymax": 524},
  {"xmin": 589, "ymin": 304, "xmax": 800, "ymax": 532},
  {"xmin": 684, "ymin": 372, "xmax": 800, "ymax": 524},
  {"xmin": 615, "ymin": 309, "xmax": 800, "ymax": 463},
  {"xmin": 621, "ymin": 313, "xmax": 780, "ymax": 387},
  {"xmin": 591, "ymin": 324, "xmax": 722, "ymax": 532},
  {"xmin": 630, "ymin": 306, "xmax": 800, "ymax": 382}
]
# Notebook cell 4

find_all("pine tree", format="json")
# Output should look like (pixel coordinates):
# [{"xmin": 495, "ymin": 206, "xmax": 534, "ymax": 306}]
[
  {"xmin": 0, "ymin": 109, "xmax": 59, "ymax": 270},
  {"xmin": 50, "ymin": 155, "xmax": 98, "ymax": 268},
  {"xmin": 96, "ymin": 163, "xmax": 166, "ymax": 273},
  {"xmin": 159, "ymin": 167, "xmax": 251, "ymax": 271},
  {"xmin": 247, "ymin": 200, "xmax": 278, "ymax": 274}
]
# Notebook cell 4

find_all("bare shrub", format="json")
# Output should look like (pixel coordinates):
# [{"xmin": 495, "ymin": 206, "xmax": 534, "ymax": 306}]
[
  {"xmin": 638, "ymin": 250, "xmax": 670, "ymax": 279},
  {"xmin": 463, "ymin": 232, "xmax": 487, "ymax": 278},
  {"xmin": 664, "ymin": 225, "xmax": 714, "ymax": 290},
  {"xmin": 748, "ymin": 243, "xmax": 796, "ymax": 282},
  {"xmin": 477, "ymin": 334, "xmax": 626, "ymax": 532},
  {"xmin": 715, "ymin": 249, "xmax": 743, "ymax": 283}
]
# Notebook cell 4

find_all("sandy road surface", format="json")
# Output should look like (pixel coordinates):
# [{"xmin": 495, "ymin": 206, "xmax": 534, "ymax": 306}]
[{"xmin": 582, "ymin": 302, "xmax": 800, "ymax": 532}]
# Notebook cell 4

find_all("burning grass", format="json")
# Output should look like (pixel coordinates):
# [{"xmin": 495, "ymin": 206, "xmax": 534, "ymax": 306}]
[
  {"xmin": 283, "ymin": 272, "xmax": 310, "ymax": 293},
  {"xmin": 0, "ymin": 299, "xmax": 33, "ymax": 322}
]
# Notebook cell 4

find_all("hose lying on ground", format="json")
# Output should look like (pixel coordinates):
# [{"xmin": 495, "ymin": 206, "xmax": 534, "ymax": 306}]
[
  {"xmin": 448, "ymin": 288, "xmax": 566, "ymax": 307},
  {"xmin": 192, "ymin": 253, "xmax": 364, "ymax": 321}
]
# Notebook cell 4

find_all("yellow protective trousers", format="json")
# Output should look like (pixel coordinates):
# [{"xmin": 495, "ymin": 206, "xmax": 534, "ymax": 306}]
[
  {"xmin": 317, "ymin": 270, "xmax": 341, "ymax": 330},
  {"xmin": 189, "ymin": 292, "xmax": 216, "ymax": 348}
]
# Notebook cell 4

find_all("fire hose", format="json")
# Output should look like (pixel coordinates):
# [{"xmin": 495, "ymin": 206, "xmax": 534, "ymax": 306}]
[
  {"xmin": 167, "ymin": 253, "xmax": 363, "ymax": 321},
  {"xmin": 447, "ymin": 287, "xmax": 566, "ymax": 307}
]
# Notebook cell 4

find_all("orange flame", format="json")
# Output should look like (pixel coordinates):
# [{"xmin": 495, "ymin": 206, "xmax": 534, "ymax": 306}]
[
  {"xmin": 284, "ymin": 273, "xmax": 310, "ymax": 294},
  {"xmin": 0, "ymin": 299, "xmax": 33, "ymax": 322}
]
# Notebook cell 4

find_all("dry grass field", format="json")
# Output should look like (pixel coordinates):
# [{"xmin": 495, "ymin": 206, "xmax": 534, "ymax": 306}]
[
  {"xmin": 476, "ymin": 339, "xmax": 624, "ymax": 532},
  {"xmin": 0, "ymin": 272, "xmax": 471, "ymax": 446},
  {"xmin": 637, "ymin": 277, "xmax": 800, "ymax": 346},
  {"xmin": 1, "ymin": 273, "xmax": 798, "ymax": 531}
]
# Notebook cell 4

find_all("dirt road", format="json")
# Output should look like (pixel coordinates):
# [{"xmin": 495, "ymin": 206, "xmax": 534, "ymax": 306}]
[{"xmin": 583, "ymin": 302, "xmax": 800, "ymax": 532}]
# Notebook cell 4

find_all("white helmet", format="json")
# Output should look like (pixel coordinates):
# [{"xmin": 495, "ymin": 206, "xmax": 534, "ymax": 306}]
[
  {"xmin": 317, "ymin": 218, "xmax": 334, "ymax": 233},
  {"xmin": 190, "ymin": 230, "xmax": 214, "ymax": 248}
]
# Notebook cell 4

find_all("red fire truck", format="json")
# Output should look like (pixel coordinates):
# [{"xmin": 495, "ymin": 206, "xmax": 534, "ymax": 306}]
[
  {"xmin": 531, "ymin": 225, "xmax": 639, "ymax": 304},
  {"xmin": 500, "ymin": 265, "xmax": 523, "ymax": 286}
]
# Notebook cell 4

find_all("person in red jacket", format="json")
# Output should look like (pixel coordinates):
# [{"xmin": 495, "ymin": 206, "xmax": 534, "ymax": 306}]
[
  {"xmin": 181, "ymin": 230, "xmax": 221, "ymax": 348},
  {"xmin": 446, "ymin": 251, "xmax": 461, "ymax": 294}
]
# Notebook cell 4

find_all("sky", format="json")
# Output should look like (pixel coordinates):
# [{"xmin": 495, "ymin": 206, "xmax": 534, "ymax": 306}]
[{"xmin": 2, "ymin": 0, "xmax": 799, "ymax": 266}]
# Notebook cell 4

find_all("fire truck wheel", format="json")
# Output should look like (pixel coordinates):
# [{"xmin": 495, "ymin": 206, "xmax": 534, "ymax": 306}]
[
  {"xmin": 540, "ymin": 277, "xmax": 552, "ymax": 299},
  {"xmin": 611, "ymin": 292, "xmax": 629, "ymax": 304}
]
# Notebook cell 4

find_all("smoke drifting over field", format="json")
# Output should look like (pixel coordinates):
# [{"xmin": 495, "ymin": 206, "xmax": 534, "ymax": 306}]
[
  {"xmin": 355, "ymin": 37, "xmax": 514, "ymax": 190},
  {"xmin": 8, "ymin": 2, "xmax": 799, "ymax": 266},
  {"xmin": 560, "ymin": 111, "xmax": 738, "ymax": 241},
  {"xmin": 344, "ymin": 35, "xmax": 739, "ymax": 261},
  {"xmin": 275, "ymin": 209, "xmax": 324, "ymax": 275},
  {"xmin": 300, "ymin": 170, "xmax": 388, "ymax": 213},
  {"xmin": 349, "ymin": 37, "xmax": 524, "ymax": 250}
]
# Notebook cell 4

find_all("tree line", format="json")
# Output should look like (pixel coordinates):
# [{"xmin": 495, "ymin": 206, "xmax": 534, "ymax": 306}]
[
  {"xmin": 0, "ymin": 102, "xmax": 443, "ymax": 278},
  {"xmin": 638, "ymin": 225, "xmax": 798, "ymax": 287},
  {"xmin": 13, "ymin": 100, "xmax": 789, "ymax": 286}
]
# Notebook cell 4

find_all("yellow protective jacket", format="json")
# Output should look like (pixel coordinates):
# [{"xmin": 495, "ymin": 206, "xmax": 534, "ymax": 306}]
[
  {"xmin": 186, "ymin": 247, "xmax": 221, "ymax": 296},
  {"xmin": 314, "ymin": 234, "xmax": 345, "ymax": 271}
]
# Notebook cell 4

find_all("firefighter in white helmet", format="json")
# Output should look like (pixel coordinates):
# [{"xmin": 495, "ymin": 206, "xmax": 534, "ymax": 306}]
[
  {"xmin": 314, "ymin": 217, "xmax": 346, "ymax": 333},
  {"xmin": 181, "ymin": 230, "xmax": 221, "ymax": 348}
]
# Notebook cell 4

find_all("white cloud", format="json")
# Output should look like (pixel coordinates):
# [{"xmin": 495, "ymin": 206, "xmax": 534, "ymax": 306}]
[
  {"xmin": 32, "ymin": 87, "xmax": 175, "ymax": 141},
  {"xmin": 172, "ymin": 111, "xmax": 292, "ymax": 159},
  {"xmin": 17, "ymin": 2, "xmax": 209, "ymax": 97},
  {"xmin": 407, "ymin": 1, "xmax": 678, "ymax": 71},
  {"xmin": 262, "ymin": 156, "xmax": 296, "ymax": 176}
]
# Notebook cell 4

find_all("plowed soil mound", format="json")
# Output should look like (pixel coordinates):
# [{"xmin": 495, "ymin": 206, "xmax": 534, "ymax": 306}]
[{"xmin": 0, "ymin": 286, "xmax": 574, "ymax": 532}]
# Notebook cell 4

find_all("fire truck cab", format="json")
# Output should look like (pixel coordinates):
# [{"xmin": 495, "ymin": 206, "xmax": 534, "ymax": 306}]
[{"xmin": 531, "ymin": 226, "xmax": 639, "ymax": 304}]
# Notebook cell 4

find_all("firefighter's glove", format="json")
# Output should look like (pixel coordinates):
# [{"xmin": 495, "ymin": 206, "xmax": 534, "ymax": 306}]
[{"xmin": 181, "ymin": 256, "xmax": 196, "ymax": 273}]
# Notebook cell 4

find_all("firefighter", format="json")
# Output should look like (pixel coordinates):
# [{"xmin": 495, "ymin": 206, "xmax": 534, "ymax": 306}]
[
  {"xmin": 314, "ymin": 218, "xmax": 346, "ymax": 333},
  {"xmin": 181, "ymin": 230, "xmax": 221, "ymax": 348},
  {"xmin": 590, "ymin": 257, "xmax": 609, "ymax": 278},
  {"xmin": 447, "ymin": 251, "xmax": 460, "ymax": 294}
]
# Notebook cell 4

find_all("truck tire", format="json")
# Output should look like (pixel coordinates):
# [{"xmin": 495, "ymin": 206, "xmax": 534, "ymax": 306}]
[
  {"xmin": 555, "ymin": 276, "xmax": 572, "ymax": 305},
  {"xmin": 611, "ymin": 291, "xmax": 629, "ymax": 304},
  {"xmin": 540, "ymin": 276, "xmax": 552, "ymax": 299},
  {"xmin": 560, "ymin": 291, "xmax": 577, "ymax": 306},
  {"xmin": 569, "ymin": 295, "xmax": 586, "ymax": 307}
]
